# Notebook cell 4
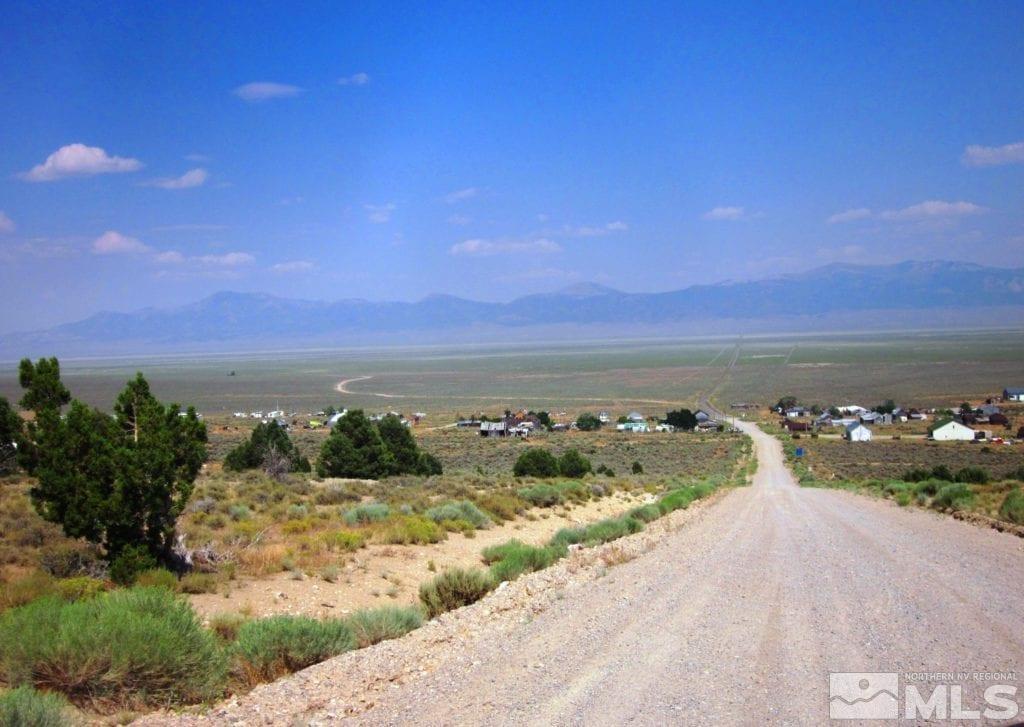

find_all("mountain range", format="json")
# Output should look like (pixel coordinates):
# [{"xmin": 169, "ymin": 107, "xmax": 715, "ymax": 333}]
[{"xmin": 3, "ymin": 261, "xmax": 1023, "ymax": 358}]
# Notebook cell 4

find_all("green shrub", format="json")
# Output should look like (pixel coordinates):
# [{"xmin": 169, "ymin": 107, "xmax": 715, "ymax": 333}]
[
  {"xmin": 177, "ymin": 572, "xmax": 219, "ymax": 594},
  {"xmin": 345, "ymin": 606, "xmax": 424, "ymax": 648},
  {"xmin": 416, "ymin": 452, "xmax": 444, "ymax": 476},
  {"xmin": 932, "ymin": 483, "xmax": 975, "ymax": 511},
  {"xmin": 424, "ymin": 500, "xmax": 492, "ymax": 529},
  {"xmin": 550, "ymin": 515, "xmax": 644, "ymax": 548},
  {"xmin": 233, "ymin": 616, "xmax": 355, "ymax": 685},
  {"xmin": 108, "ymin": 545, "xmax": 158, "ymax": 586},
  {"xmin": 627, "ymin": 504, "xmax": 662, "ymax": 523},
  {"xmin": 631, "ymin": 461, "xmax": 644, "ymax": 474},
  {"xmin": 557, "ymin": 449, "xmax": 592, "ymax": 478},
  {"xmin": 0, "ymin": 686, "xmax": 72, "ymax": 727},
  {"xmin": 658, "ymin": 487, "xmax": 697, "ymax": 514},
  {"xmin": 518, "ymin": 484, "xmax": 561, "ymax": 508},
  {"xmin": 482, "ymin": 540, "xmax": 565, "ymax": 583},
  {"xmin": 955, "ymin": 467, "xmax": 990, "ymax": 485},
  {"xmin": 513, "ymin": 449, "xmax": 560, "ymax": 478},
  {"xmin": 286, "ymin": 504, "xmax": 309, "ymax": 519},
  {"xmin": 913, "ymin": 479, "xmax": 942, "ymax": 497},
  {"xmin": 377, "ymin": 515, "xmax": 446, "ymax": 545},
  {"xmin": 342, "ymin": 502, "xmax": 390, "ymax": 525},
  {"xmin": 0, "ymin": 587, "xmax": 226, "ymax": 708},
  {"xmin": 998, "ymin": 488, "xmax": 1024, "ymax": 525},
  {"xmin": 555, "ymin": 480, "xmax": 589, "ymax": 503},
  {"xmin": 419, "ymin": 568, "xmax": 494, "ymax": 618},
  {"xmin": 134, "ymin": 568, "xmax": 178, "ymax": 590},
  {"xmin": 228, "ymin": 503, "xmax": 252, "ymax": 521},
  {"xmin": 52, "ymin": 577, "xmax": 105, "ymax": 603},
  {"xmin": 474, "ymin": 492, "xmax": 526, "ymax": 521},
  {"xmin": 320, "ymin": 529, "xmax": 366, "ymax": 551}
]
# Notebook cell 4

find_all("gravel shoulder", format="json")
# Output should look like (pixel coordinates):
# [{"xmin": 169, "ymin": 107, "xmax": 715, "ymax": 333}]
[{"xmin": 139, "ymin": 423, "xmax": 1024, "ymax": 726}]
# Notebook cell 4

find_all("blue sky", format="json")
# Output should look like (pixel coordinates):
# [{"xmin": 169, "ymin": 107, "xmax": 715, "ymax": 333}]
[{"xmin": 1, "ymin": 1, "xmax": 1023, "ymax": 333}]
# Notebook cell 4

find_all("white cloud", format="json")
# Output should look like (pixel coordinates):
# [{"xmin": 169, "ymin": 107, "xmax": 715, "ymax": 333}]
[
  {"xmin": 0, "ymin": 211, "xmax": 14, "ymax": 234},
  {"xmin": 154, "ymin": 250, "xmax": 185, "ymax": 264},
  {"xmin": 194, "ymin": 252, "xmax": 255, "ymax": 266},
  {"xmin": 145, "ymin": 168, "xmax": 208, "ymax": 190},
  {"xmin": 879, "ymin": 200, "xmax": 985, "ymax": 221},
  {"xmin": 271, "ymin": 260, "xmax": 315, "ymax": 273},
  {"xmin": 92, "ymin": 230, "xmax": 151, "ymax": 255},
  {"xmin": 702, "ymin": 206, "xmax": 745, "ymax": 221},
  {"xmin": 444, "ymin": 187, "xmax": 479, "ymax": 204},
  {"xmin": 962, "ymin": 141, "xmax": 1024, "ymax": 167},
  {"xmin": 365, "ymin": 203, "xmax": 396, "ymax": 223},
  {"xmin": 450, "ymin": 238, "xmax": 561, "ymax": 256},
  {"xmin": 233, "ymin": 82, "xmax": 303, "ymax": 102},
  {"xmin": 337, "ymin": 72, "xmax": 370, "ymax": 86},
  {"xmin": 826, "ymin": 207, "xmax": 873, "ymax": 224},
  {"xmin": 570, "ymin": 221, "xmax": 629, "ymax": 237},
  {"xmin": 23, "ymin": 143, "xmax": 142, "ymax": 182}
]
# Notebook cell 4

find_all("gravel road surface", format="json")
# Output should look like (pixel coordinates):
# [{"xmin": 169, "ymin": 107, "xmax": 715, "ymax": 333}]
[{"xmin": 144, "ymin": 423, "xmax": 1024, "ymax": 725}]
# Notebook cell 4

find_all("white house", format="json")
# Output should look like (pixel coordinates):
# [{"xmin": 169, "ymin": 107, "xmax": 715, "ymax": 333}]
[
  {"xmin": 598, "ymin": 411, "xmax": 610, "ymax": 424},
  {"xmin": 838, "ymin": 405, "xmax": 868, "ymax": 416},
  {"xmin": 655, "ymin": 423, "xmax": 675, "ymax": 432},
  {"xmin": 930, "ymin": 420, "xmax": 976, "ymax": 442},
  {"xmin": 617, "ymin": 421, "xmax": 649, "ymax": 433},
  {"xmin": 1003, "ymin": 388, "xmax": 1024, "ymax": 402},
  {"xmin": 626, "ymin": 411, "xmax": 646, "ymax": 423},
  {"xmin": 845, "ymin": 422, "xmax": 873, "ymax": 442}
]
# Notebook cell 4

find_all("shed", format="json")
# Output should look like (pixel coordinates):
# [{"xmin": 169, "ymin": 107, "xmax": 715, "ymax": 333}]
[{"xmin": 845, "ymin": 422, "xmax": 872, "ymax": 442}]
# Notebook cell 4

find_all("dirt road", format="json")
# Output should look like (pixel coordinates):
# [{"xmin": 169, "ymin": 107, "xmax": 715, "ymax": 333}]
[{"xmin": 346, "ymin": 421, "xmax": 1023, "ymax": 724}]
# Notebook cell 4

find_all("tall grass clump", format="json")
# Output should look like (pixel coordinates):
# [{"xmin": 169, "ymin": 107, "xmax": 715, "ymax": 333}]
[
  {"xmin": 0, "ymin": 587, "xmax": 226, "ymax": 709},
  {"xmin": 0, "ymin": 686, "xmax": 73, "ymax": 727},
  {"xmin": 376, "ymin": 515, "xmax": 446, "ymax": 545},
  {"xmin": 424, "ymin": 501, "xmax": 492, "ymax": 529},
  {"xmin": 342, "ymin": 502, "xmax": 390, "ymax": 525},
  {"xmin": 931, "ymin": 483, "xmax": 976, "ymax": 511},
  {"xmin": 999, "ymin": 488, "xmax": 1024, "ymax": 525},
  {"xmin": 345, "ymin": 606, "xmax": 424, "ymax": 648},
  {"xmin": 517, "ymin": 484, "xmax": 561, "ymax": 508},
  {"xmin": 627, "ymin": 504, "xmax": 662, "ymax": 523},
  {"xmin": 481, "ymin": 540, "xmax": 565, "ymax": 583},
  {"xmin": 419, "ymin": 568, "xmax": 494, "ymax": 618},
  {"xmin": 232, "ymin": 616, "xmax": 355, "ymax": 686},
  {"xmin": 550, "ymin": 515, "xmax": 644, "ymax": 549}
]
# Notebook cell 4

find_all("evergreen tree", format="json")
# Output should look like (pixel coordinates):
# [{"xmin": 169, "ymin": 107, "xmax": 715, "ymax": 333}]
[
  {"xmin": 377, "ymin": 414, "xmax": 419, "ymax": 474},
  {"xmin": 224, "ymin": 420, "xmax": 310, "ymax": 473},
  {"xmin": 557, "ymin": 448, "xmax": 592, "ymax": 477},
  {"xmin": 416, "ymin": 451, "xmax": 443, "ymax": 476},
  {"xmin": 26, "ymin": 370, "xmax": 207, "ymax": 565},
  {"xmin": 664, "ymin": 409, "xmax": 698, "ymax": 431},
  {"xmin": 575, "ymin": 412, "xmax": 602, "ymax": 431},
  {"xmin": 316, "ymin": 409, "xmax": 393, "ymax": 478},
  {"xmin": 18, "ymin": 357, "xmax": 70, "ymax": 413},
  {"xmin": 0, "ymin": 397, "xmax": 25, "ymax": 474},
  {"xmin": 513, "ymin": 448, "xmax": 560, "ymax": 478}
]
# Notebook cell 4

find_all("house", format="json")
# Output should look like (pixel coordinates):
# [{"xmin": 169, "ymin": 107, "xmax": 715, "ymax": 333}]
[
  {"xmin": 978, "ymin": 404, "xmax": 1001, "ymax": 417},
  {"xmin": 616, "ymin": 421, "xmax": 649, "ymax": 433},
  {"xmin": 782, "ymin": 420, "xmax": 810, "ymax": 432},
  {"xmin": 696, "ymin": 419, "xmax": 721, "ymax": 432},
  {"xmin": 845, "ymin": 422, "xmax": 872, "ymax": 442},
  {"xmin": 480, "ymin": 421, "xmax": 508, "ymax": 438},
  {"xmin": 626, "ymin": 411, "xmax": 646, "ymax": 423},
  {"xmin": 929, "ymin": 419, "xmax": 975, "ymax": 442},
  {"xmin": 598, "ymin": 411, "xmax": 610, "ymax": 424},
  {"xmin": 860, "ymin": 412, "xmax": 892, "ymax": 425},
  {"xmin": 1003, "ymin": 388, "xmax": 1024, "ymax": 402},
  {"xmin": 784, "ymin": 407, "xmax": 808, "ymax": 419},
  {"xmin": 838, "ymin": 405, "xmax": 868, "ymax": 416},
  {"xmin": 695, "ymin": 409, "xmax": 712, "ymax": 423},
  {"xmin": 654, "ymin": 423, "xmax": 675, "ymax": 432}
]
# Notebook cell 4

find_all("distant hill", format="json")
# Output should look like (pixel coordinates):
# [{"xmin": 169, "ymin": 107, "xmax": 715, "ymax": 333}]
[{"xmin": 3, "ymin": 261, "xmax": 1023, "ymax": 357}]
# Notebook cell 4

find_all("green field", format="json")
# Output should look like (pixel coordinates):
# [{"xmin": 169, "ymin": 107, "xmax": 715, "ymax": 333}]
[{"xmin": 1, "ymin": 329, "xmax": 1022, "ymax": 416}]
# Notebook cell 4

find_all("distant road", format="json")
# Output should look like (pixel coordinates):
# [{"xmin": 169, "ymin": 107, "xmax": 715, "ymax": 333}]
[{"xmin": 342, "ymin": 420, "xmax": 1024, "ymax": 724}]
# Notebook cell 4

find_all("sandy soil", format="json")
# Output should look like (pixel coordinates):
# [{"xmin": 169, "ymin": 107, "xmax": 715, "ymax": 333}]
[{"xmin": 188, "ymin": 492, "xmax": 645, "ymax": 620}]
